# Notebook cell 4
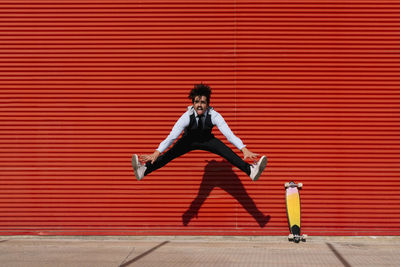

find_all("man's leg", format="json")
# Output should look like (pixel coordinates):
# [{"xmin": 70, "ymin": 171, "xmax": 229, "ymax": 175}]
[
  {"xmin": 198, "ymin": 138, "xmax": 251, "ymax": 176},
  {"xmin": 144, "ymin": 137, "xmax": 193, "ymax": 176}
]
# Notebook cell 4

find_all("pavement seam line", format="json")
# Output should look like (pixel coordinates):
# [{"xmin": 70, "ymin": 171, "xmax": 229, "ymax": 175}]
[{"xmin": 118, "ymin": 247, "xmax": 135, "ymax": 267}]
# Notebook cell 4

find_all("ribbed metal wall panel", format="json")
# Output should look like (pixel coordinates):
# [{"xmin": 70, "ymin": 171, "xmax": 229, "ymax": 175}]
[{"xmin": 0, "ymin": 0, "xmax": 399, "ymax": 235}]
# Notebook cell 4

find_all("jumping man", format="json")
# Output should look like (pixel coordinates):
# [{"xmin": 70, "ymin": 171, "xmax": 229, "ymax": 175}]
[{"xmin": 132, "ymin": 83, "xmax": 267, "ymax": 181}]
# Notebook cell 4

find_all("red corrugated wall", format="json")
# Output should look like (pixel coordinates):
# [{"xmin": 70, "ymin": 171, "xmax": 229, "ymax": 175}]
[{"xmin": 1, "ymin": 0, "xmax": 399, "ymax": 236}]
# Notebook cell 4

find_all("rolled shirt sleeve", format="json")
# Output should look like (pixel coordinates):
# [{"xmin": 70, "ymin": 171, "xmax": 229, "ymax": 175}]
[
  {"xmin": 211, "ymin": 110, "xmax": 246, "ymax": 150},
  {"xmin": 156, "ymin": 111, "xmax": 189, "ymax": 153}
]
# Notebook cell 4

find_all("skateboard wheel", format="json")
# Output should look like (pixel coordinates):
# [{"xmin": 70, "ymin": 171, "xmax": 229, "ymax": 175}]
[
  {"xmin": 285, "ymin": 182, "xmax": 289, "ymax": 188},
  {"xmin": 301, "ymin": 234, "xmax": 307, "ymax": 242},
  {"xmin": 298, "ymin": 183, "xmax": 303, "ymax": 188}
]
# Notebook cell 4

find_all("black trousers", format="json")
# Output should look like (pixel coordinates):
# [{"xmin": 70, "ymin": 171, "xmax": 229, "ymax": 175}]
[{"xmin": 144, "ymin": 136, "xmax": 251, "ymax": 176}]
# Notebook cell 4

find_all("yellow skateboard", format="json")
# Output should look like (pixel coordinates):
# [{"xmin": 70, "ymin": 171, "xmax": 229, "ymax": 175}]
[{"xmin": 285, "ymin": 181, "xmax": 307, "ymax": 243}]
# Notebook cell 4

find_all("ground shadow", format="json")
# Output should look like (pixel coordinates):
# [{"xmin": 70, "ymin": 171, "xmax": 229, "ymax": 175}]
[{"xmin": 182, "ymin": 160, "xmax": 270, "ymax": 227}]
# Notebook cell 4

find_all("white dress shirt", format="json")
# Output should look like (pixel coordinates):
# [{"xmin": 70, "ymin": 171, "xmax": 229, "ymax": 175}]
[{"xmin": 156, "ymin": 106, "xmax": 246, "ymax": 153}]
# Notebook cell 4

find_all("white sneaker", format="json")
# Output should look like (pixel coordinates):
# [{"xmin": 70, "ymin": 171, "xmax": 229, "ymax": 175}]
[
  {"xmin": 132, "ymin": 154, "xmax": 147, "ymax": 181},
  {"xmin": 250, "ymin": 156, "xmax": 267, "ymax": 181}
]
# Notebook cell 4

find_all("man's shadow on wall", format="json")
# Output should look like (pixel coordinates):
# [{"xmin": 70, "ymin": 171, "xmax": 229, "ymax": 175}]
[{"xmin": 182, "ymin": 160, "xmax": 270, "ymax": 227}]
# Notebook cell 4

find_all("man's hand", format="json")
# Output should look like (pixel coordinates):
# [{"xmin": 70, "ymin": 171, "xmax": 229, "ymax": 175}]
[
  {"xmin": 241, "ymin": 147, "xmax": 259, "ymax": 161},
  {"xmin": 140, "ymin": 150, "xmax": 161, "ymax": 164}
]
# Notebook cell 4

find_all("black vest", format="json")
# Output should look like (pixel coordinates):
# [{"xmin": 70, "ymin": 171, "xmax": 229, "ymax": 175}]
[{"xmin": 182, "ymin": 109, "xmax": 215, "ymax": 141}]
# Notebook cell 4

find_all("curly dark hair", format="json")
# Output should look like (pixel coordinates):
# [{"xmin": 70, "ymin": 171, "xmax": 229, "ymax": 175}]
[{"xmin": 188, "ymin": 83, "xmax": 212, "ymax": 104}]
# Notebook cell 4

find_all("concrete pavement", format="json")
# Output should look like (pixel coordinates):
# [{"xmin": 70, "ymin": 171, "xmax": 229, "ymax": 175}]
[{"xmin": 0, "ymin": 236, "xmax": 399, "ymax": 267}]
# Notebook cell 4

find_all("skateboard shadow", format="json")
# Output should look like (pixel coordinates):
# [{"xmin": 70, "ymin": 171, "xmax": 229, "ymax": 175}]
[{"xmin": 182, "ymin": 160, "xmax": 270, "ymax": 227}]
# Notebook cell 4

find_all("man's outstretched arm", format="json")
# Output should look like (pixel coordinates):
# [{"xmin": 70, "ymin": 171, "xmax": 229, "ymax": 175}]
[
  {"xmin": 140, "ymin": 112, "xmax": 188, "ymax": 164},
  {"xmin": 214, "ymin": 112, "xmax": 259, "ymax": 161}
]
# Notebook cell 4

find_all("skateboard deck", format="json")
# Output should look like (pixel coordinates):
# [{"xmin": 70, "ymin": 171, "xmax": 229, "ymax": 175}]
[{"xmin": 285, "ymin": 181, "xmax": 307, "ymax": 243}]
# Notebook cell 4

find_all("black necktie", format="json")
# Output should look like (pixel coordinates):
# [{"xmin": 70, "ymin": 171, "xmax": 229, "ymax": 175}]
[{"xmin": 197, "ymin": 115, "xmax": 203, "ymax": 130}]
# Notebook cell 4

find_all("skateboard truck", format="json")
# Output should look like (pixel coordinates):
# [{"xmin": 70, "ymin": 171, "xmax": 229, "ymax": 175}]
[
  {"xmin": 285, "ymin": 182, "xmax": 303, "ymax": 189},
  {"xmin": 288, "ymin": 233, "xmax": 308, "ymax": 243}
]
